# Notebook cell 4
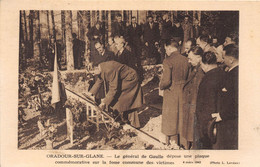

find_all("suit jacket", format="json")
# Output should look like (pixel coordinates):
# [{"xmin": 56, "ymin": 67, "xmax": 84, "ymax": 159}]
[
  {"xmin": 143, "ymin": 22, "xmax": 160, "ymax": 44},
  {"xmin": 90, "ymin": 61, "xmax": 143, "ymax": 112},
  {"xmin": 160, "ymin": 51, "xmax": 189, "ymax": 136},
  {"xmin": 114, "ymin": 48, "xmax": 137, "ymax": 71},
  {"xmin": 194, "ymin": 67, "xmax": 225, "ymax": 149},
  {"xmin": 181, "ymin": 22, "xmax": 193, "ymax": 42},
  {"xmin": 73, "ymin": 38, "xmax": 85, "ymax": 69},
  {"xmin": 214, "ymin": 66, "xmax": 238, "ymax": 149},
  {"xmin": 172, "ymin": 25, "xmax": 184, "ymax": 41},
  {"xmin": 90, "ymin": 49, "xmax": 114, "ymax": 67},
  {"xmin": 111, "ymin": 21, "xmax": 126, "ymax": 37},
  {"xmin": 107, "ymin": 43, "xmax": 118, "ymax": 55},
  {"xmin": 193, "ymin": 25, "xmax": 201, "ymax": 39},
  {"xmin": 127, "ymin": 23, "xmax": 142, "ymax": 46},
  {"xmin": 161, "ymin": 20, "xmax": 173, "ymax": 40}
]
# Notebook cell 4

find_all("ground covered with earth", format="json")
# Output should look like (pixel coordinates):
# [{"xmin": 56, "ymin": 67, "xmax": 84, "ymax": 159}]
[{"xmin": 18, "ymin": 65, "xmax": 180, "ymax": 150}]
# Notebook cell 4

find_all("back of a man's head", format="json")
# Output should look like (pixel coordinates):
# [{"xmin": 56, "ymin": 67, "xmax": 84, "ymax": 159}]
[
  {"xmin": 165, "ymin": 39, "xmax": 179, "ymax": 49},
  {"xmin": 202, "ymin": 51, "xmax": 217, "ymax": 65},
  {"xmin": 72, "ymin": 33, "xmax": 77, "ymax": 39},
  {"xmin": 200, "ymin": 34, "xmax": 209, "ymax": 43},
  {"xmin": 223, "ymin": 44, "xmax": 239, "ymax": 60}
]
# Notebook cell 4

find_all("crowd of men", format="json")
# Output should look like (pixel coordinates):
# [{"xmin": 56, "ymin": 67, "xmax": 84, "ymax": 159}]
[
  {"xmin": 160, "ymin": 40, "xmax": 238, "ymax": 150},
  {"xmin": 46, "ymin": 13, "xmax": 201, "ymax": 71},
  {"xmin": 47, "ymin": 12, "xmax": 238, "ymax": 150}
]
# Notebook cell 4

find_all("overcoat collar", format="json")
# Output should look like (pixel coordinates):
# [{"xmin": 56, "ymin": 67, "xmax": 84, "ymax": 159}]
[
  {"xmin": 170, "ymin": 51, "xmax": 180, "ymax": 57},
  {"xmin": 184, "ymin": 64, "xmax": 202, "ymax": 87}
]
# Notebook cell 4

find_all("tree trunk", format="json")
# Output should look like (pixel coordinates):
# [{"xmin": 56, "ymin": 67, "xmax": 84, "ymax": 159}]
[
  {"xmin": 20, "ymin": 11, "xmax": 24, "ymax": 44},
  {"xmin": 128, "ymin": 11, "xmax": 132, "ymax": 24},
  {"xmin": 77, "ymin": 11, "xmax": 82, "ymax": 39},
  {"xmin": 61, "ymin": 10, "xmax": 66, "ymax": 61},
  {"xmin": 104, "ymin": 11, "xmax": 108, "ymax": 45},
  {"xmin": 138, "ymin": 11, "xmax": 146, "ymax": 25},
  {"xmin": 99, "ymin": 10, "xmax": 102, "ymax": 22},
  {"xmin": 23, "ymin": 11, "xmax": 28, "ymax": 42},
  {"xmin": 46, "ymin": 11, "xmax": 51, "ymax": 41},
  {"xmin": 102, "ymin": 10, "xmax": 106, "ymax": 45},
  {"xmin": 82, "ymin": 11, "xmax": 90, "ymax": 67},
  {"xmin": 108, "ymin": 11, "xmax": 111, "ymax": 36},
  {"xmin": 51, "ymin": 11, "xmax": 56, "ymax": 42},
  {"xmin": 22, "ymin": 11, "xmax": 29, "ymax": 68},
  {"xmin": 173, "ymin": 11, "xmax": 178, "ymax": 20},
  {"xmin": 19, "ymin": 11, "xmax": 25, "ymax": 71},
  {"xmin": 91, "ymin": 11, "xmax": 96, "ymax": 27},
  {"xmin": 197, "ymin": 11, "xmax": 201, "ymax": 26},
  {"xmin": 28, "ymin": 10, "xmax": 34, "ymax": 58},
  {"xmin": 36, "ymin": 11, "xmax": 43, "ymax": 65},
  {"xmin": 78, "ymin": 11, "xmax": 85, "ymax": 41},
  {"xmin": 121, "ymin": 10, "xmax": 124, "ymax": 21},
  {"xmin": 65, "ymin": 11, "xmax": 74, "ymax": 70},
  {"xmin": 170, "ymin": 11, "xmax": 174, "ymax": 23},
  {"xmin": 72, "ymin": 11, "xmax": 78, "ymax": 35}
]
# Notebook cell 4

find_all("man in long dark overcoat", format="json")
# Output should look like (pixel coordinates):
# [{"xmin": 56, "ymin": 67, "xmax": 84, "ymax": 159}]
[
  {"xmin": 160, "ymin": 13, "xmax": 173, "ymax": 62},
  {"xmin": 111, "ymin": 13, "xmax": 126, "ymax": 38},
  {"xmin": 72, "ymin": 33, "xmax": 85, "ymax": 69},
  {"xmin": 193, "ymin": 19, "xmax": 201, "ymax": 40},
  {"xmin": 126, "ymin": 16, "xmax": 142, "ymax": 63},
  {"xmin": 180, "ymin": 46, "xmax": 204, "ymax": 149},
  {"xmin": 194, "ymin": 51, "xmax": 225, "ymax": 149},
  {"xmin": 89, "ymin": 61, "xmax": 143, "ymax": 128},
  {"xmin": 143, "ymin": 15, "xmax": 161, "ymax": 62},
  {"xmin": 213, "ymin": 44, "xmax": 238, "ymax": 149},
  {"xmin": 159, "ymin": 40, "xmax": 189, "ymax": 145}
]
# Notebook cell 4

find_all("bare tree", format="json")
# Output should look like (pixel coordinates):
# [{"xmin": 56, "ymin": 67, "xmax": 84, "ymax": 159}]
[
  {"xmin": 108, "ymin": 11, "xmax": 112, "ymax": 37},
  {"xmin": 28, "ymin": 10, "xmax": 34, "ymax": 58},
  {"xmin": 81, "ymin": 11, "xmax": 90, "ymax": 67},
  {"xmin": 46, "ymin": 10, "xmax": 51, "ymax": 41},
  {"xmin": 19, "ymin": 11, "xmax": 25, "ymax": 70},
  {"xmin": 65, "ymin": 11, "xmax": 74, "ymax": 70},
  {"xmin": 77, "ymin": 11, "xmax": 82, "ymax": 39},
  {"xmin": 23, "ymin": 11, "xmax": 28, "ymax": 42},
  {"xmin": 51, "ymin": 11, "xmax": 56, "ymax": 41},
  {"xmin": 36, "ymin": 11, "xmax": 43, "ymax": 65},
  {"xmin": 20, "ymin": 11, "xmax": 24, "ymax": 44},
  {"xmin": 61, "ymin": 10, "xmax": 66, "ymax": 62}
]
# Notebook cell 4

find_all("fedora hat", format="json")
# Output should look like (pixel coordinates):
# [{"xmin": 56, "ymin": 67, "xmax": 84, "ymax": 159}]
[{"xmin": 207, "ymin": 117, "xmax": 217, "ymax": 144}]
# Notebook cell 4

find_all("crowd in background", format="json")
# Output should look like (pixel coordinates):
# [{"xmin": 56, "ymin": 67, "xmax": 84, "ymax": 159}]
[{"xmin": 45, "ymin": 12, "xmax": 238, "ymax": 72}]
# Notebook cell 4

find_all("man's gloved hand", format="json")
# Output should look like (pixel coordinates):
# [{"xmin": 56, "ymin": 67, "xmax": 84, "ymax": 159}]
[
  {"xmin": 87, "ymin": 62, "xmax": 93, "ymax": 71},
  {"xmin": 99, "ymin": 100, "xmax": 106, "ymax": 110}
]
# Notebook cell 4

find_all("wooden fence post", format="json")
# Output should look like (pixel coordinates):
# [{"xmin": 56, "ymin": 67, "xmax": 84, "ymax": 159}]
[{"xmin": 66, "ymin": 108, "xmax": 74, "ymax": 145}]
